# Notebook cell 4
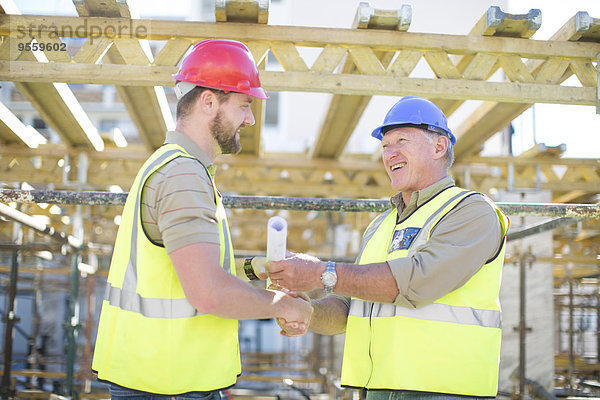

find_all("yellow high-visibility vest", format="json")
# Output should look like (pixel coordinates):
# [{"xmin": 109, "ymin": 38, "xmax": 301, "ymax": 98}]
[
  {"xmin": 341, "ymin": 186, "xmax": 508, "ymax": 397},
  {"xmin": 92, "ymin": 144, "xmax": 239, "ymax": 394}
]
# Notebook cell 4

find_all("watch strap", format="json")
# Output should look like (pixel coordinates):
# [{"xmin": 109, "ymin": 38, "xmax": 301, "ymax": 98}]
[
  {"xmin": 243, "ymin": 257, "xmax": 259, "ymax": 281},
  {"xmin": 323, "ymin": 260, "xmax": 337, "ymax": 294}
]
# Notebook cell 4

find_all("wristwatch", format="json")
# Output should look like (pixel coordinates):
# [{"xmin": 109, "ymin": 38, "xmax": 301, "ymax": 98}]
[{"xmin": 321, "ymin": 261, "xmax": 337, "ymax": 294}]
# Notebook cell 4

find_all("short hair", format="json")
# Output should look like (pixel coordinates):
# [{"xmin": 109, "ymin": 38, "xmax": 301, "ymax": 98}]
[
  {"xmin": 175, "ymin": 84, "xmax": 231, "ymax": 121},
  {"xmin": 420, "ymin": 129, "xmax": 455, "ymax": 170}
]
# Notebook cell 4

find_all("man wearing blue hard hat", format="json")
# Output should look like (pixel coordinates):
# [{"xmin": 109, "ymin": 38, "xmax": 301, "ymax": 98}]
[{"xmin": 268, "ymin": 96, "xmax": 509, "ymax": 399}]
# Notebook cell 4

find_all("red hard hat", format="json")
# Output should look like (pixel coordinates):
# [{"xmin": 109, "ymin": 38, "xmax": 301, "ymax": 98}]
[{"xmin": 173, "ymin": 39, "xmax": 268, "ymax": 100}]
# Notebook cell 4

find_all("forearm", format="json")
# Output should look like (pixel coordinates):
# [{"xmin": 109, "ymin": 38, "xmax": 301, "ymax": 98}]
[
  {"xmin": 170, "ymin": 243, "xmax": 309, "ymax": 323},
  {"xmin": 334, "ymin": 262, "xmax": 399, "ymax": 303},
  {"xmin": 268, "ymin": 255, "xmax": 399, "ymax": 303},
  {"xmin": 309, "ymin": 296, "xmax": 349, "ymax": 335},
  {"xmin": 203, "ymin": 273, "xmax": 289, "ymax": 320}
]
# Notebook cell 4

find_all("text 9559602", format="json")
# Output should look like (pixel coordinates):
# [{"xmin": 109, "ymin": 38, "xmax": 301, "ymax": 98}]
[{"xmin": 18, "ymin": 42, "xmax": 67, "ymax": 52}]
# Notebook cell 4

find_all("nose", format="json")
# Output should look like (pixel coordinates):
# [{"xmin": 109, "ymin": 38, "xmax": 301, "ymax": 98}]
[
  {"xmin": 245, "ymin": 107, "xmax": 255, "ymax": 126},
  {"xmin": 382, "ymin": 144, "xmax": 397, "ymax": 160}
]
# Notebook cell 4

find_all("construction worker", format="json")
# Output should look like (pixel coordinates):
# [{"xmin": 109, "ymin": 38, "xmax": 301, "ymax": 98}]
[
  {"xmin": 269, "ymin": 96, "xmax": 509, "ymax": 399},
  {"xmin": 92, "ymin": 39, "xmax": 312, "ymax": 399}
]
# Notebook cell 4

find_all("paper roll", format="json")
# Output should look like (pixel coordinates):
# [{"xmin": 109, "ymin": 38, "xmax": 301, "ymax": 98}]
[{"xmin": 267, "ymin": 216, "xmax": 287, "ymax": 262}]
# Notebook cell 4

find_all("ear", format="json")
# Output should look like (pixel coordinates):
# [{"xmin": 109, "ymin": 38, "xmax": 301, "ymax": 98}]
[
  {"xmin": 197, "ymin": 89, "xmax": 219, "ymax": 115},
  {"xmin": 432, "ymin": 135, "xmax": 449, "ymax": 160}
]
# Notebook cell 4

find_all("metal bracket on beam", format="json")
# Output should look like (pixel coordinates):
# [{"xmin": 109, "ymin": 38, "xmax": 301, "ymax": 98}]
[
  {"xmin": 215, "ymin": 0, "xmax": 269, "ymax": 24},
  {"xmin": 485, "ymin": 6, "xmax": 541, "ymax": 38},
  {"xmin": 72, "ymin": 0, "xmax": 131, "ymax": 18},
  {"xmin": 354, "ymin": 1, "xmax": 411, "ymax": 31},
  {"xmin": 573, "ymin": 11, "xmax": 593, "ymax": 40}
]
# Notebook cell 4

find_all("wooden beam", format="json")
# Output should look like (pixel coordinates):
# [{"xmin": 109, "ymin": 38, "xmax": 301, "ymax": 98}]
[
  {"xmin": 2, "ymin": 15, "xmax": 599, "ymax": 59},
  {"xmin": 434, "ymin": 6, "xmax": 541, "ymax": 116},
  {"xmin": 453, "ymin": 11, "xmax": 600, "ymax": 162},
  {"xmin": 554, "ymin": 265, "xmax": 600, "ymax": 279},
  {"xmin": 238, "ymin": 97, "xmax": 264, "ymax": 156},
  {"xmin": 13, "ymin": 81, "xmax": 95, "ymax": 148},
  {"xmin": 0, "ymin": 34, "xmax": 101, "ymax": 149},
  {"xmin": 0, "ymin": 100, "xmax": 30, "ymax": 146},
  {"xmin": 1, "ymin": 143, "xmax": 598, "ymax": 198},
  {"xmin": 76, "ymin": 0, "xmax": 170, "ymax": 151},
  {"xmin": 2, "ymin": 62, "xmax": 595, "ymax": 106},
  {"xmin": 310, "ymin": 3, "xmax": 411, "ymax": 160},
  {"xmin": 550, "ymin": 11, "xmax": 600, "ymax": 42},
  {"xmin": 518, "ymin": 143, "xmax": 566, "ymax": 159},
  {"xmin": 237, "ymin": 42, "xmax": 268, "ymax": 156},
  {"xmin": 0, "ymin": 0, "xmax": 18, "ymax": 15}
]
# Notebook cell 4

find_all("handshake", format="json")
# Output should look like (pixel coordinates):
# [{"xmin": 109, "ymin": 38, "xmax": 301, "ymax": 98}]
[
  {"xmin": 270, "ymin": 286, "xmax": 313, "ymax": 337},
  {"xmin": 242, "ymin": 253, "xmax": 325, "ymax": 337}
]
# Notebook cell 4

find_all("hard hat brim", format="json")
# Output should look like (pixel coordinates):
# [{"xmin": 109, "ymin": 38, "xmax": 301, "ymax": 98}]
[
  {"xmin": 371, "ymin": 126, "xmax": 385, "ymax": 141},
  {"xmin": 370, "ymin": 123, "xmax": 456, "ymax": 145},
  {"xmin": 172, "ymin": 76, "xmax": 269, "ymax": 100}
]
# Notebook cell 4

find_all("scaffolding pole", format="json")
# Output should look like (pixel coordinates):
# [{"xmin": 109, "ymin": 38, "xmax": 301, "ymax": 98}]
[
  {"xmin": 0, "ymin": 189, "xmax": 598, "ymax": 219},
  {"xmin": 0, "ymin": 202, "xmax": 83, "ymax": 250},
  {"xmin": 0, "ymin": 249, "xmax": 19, "ymax": 400}
]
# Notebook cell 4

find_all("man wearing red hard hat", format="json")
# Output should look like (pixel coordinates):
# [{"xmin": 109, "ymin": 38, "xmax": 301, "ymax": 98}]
[{"xmin": 92, "ymin": 39, "xmax": 312, "ymax": 399}]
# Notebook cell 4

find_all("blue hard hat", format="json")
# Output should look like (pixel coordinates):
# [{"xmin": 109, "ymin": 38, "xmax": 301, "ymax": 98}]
[{"xmin": 371, "ymin": 96, "xmax": 456, "ymax": 145}]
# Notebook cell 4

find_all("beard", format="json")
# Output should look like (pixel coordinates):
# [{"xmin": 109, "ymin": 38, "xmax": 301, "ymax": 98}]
[{"xmin": 210, "ymin": 110, "xmax": 242, "ymax": 155}]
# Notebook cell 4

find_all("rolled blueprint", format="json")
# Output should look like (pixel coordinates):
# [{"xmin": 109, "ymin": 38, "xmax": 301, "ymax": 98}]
[
  {"xmin": 266, "ymin": 216, "xmax": 287, "ymax": 289},
  {"xmin": 267, "ymin": 216, "xmax": 287, "ymax": 262}
]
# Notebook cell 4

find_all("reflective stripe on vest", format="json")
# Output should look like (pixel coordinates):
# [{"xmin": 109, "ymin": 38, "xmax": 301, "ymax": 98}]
[
  {"xmin": 348, "ymin": 300, "xmax": 500, "ymax": 328},
  {"xmin": 104, "ymin": 147, "xmax": 231, "ymax": 319},
  {"xmin": 104, "ymin": 282, "xmax": 203, "ymax": 319}
]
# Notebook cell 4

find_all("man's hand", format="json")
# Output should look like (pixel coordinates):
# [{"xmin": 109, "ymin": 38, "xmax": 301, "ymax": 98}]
[
  {"xmin": 275, "ymin": 290, "xmax": 312, "ymax": 337},
  {"xmin": 271, "ymin": 288, "xmax": 313, "ymax": 336},
  {"xmin": 268, "ymin": 252, "xmax": 324, "ymax": 292}
]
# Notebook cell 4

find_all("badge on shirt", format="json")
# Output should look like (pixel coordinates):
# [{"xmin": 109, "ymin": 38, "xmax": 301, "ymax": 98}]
[{"xmin": 389, "ymin": 227, "xmax": 420, "ymax": 252}]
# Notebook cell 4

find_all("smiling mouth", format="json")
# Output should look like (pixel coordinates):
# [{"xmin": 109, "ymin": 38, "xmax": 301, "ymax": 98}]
[{"xmin": 390, "ymin": 163, "xmax": 406, "ymax": 171}]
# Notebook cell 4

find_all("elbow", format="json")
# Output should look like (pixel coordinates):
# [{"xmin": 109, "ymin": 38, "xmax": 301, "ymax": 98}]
[
  {"xmin": 397, "ymin": 287, "xmax": 436, "ymax": 309},
  {"xmin": 195, "ymin": 301, "xmax": 217, "ymax": 315},
  {"xmin": 407, "ymin": 296, "xmax": 436, "ymax": 309},
  {"xmin": 310, "ymin": 324, "xmax": 346, "ymax": 336},
  {"xmin": 188, "ymin": 293, "xmax": 219, "ymax": 315}
]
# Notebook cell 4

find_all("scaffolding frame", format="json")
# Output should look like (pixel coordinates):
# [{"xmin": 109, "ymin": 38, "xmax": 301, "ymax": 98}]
[{"xmin": 0, "ymin": 189, "xmax": 599, "ymax": 399}]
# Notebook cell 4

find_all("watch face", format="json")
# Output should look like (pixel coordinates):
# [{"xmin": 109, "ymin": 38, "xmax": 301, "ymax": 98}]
[{"xmin": 322, "ymin": 272, "xmax": 336, "ymax": 287}]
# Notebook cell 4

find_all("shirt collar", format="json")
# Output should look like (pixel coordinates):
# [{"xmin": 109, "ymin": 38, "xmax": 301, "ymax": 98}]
[
  {"xmin": 390, "ymin": 176, "xmax": 455, "ymax": 212},
  {"xmin": 164, "ymin": 131, "xmax": 216, "ymax": 177}
]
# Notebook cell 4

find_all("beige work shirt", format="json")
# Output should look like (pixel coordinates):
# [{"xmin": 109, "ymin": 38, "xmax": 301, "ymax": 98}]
[
  {"xmin": 141, "ymin": 131, "xmax": 221, "ymax": 254},
  {"xmin": 340, "ymin": 176, "xmax": 503, "ymax": 309},
  {"xmin": 388, "ymin": 176, "xmax": 503, "ymax": 308}
]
